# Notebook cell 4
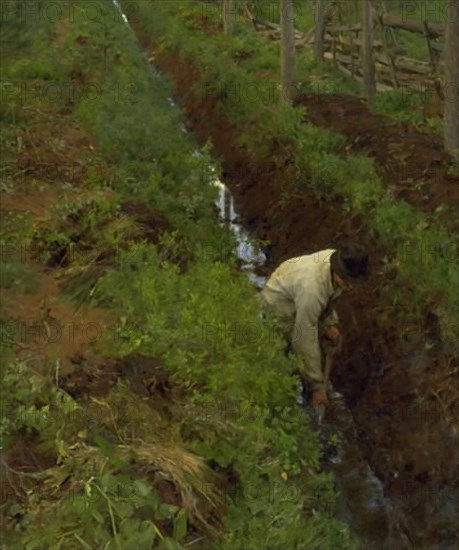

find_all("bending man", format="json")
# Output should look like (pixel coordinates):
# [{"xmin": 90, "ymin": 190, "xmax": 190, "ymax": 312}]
[{"xmin": 260, "ymin": 243, "xmax": 369, "ymax": 408}]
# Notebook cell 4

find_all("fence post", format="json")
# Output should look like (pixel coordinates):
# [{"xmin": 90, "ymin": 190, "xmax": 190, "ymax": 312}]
[
  {"xmin": 444, "ymin": 0, "xmax": 459, "ymax": 157},
  {"xmin": 362, "ymin": 0, "xmax": 376, "ymax": 100},
  {"xmin": 378, "ymin": 4, "xmax": 399, "ymax": 89},
  {"xmin": 350, "ymin": 32, "xmax": 355, "ymax": 77},
  {"xmin": 423, "ymin": 21, "xmax": 437, "ymax": 75},
  {"xmin": 314, "ymin": 0, "xmax": 326, "ymax": 62}
]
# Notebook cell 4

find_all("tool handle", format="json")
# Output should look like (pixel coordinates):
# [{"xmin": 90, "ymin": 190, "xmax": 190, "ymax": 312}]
[{"xmin": 317, "ymin": 336, "xmax": 342, "ymax": 423}]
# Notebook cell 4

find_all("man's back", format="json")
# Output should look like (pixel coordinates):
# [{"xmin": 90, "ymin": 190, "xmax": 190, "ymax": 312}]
[{"xmin": 261, "ymin": 249, "xmax": 337, "ymax": 318}]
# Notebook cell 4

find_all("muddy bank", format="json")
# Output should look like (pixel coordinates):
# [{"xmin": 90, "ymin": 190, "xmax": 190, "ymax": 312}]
[{"xmin": 136, "ymin": 30, "xmax": 459, "ymax": 547}]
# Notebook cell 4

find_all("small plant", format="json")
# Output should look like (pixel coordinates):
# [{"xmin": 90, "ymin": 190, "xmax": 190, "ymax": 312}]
[
  {"xmin": 0, "ymin": 360, "xmax": 79, "ymax": 451},
  {"xmin": 328, "ymin": 432, "xmax": 342, "ymax": 448},
  {"xmin": 373, "ymin": 89, "xmax": 418, "ymax": 115},
  {"xmin": 410, "ymin": 395, "xmax": 427, "ymax": 410}
]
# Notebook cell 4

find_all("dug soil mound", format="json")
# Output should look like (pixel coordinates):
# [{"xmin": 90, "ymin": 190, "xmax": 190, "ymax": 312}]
[{"xmin": 295, "ymin": 93, "xmax": 459, "ymax": 215}]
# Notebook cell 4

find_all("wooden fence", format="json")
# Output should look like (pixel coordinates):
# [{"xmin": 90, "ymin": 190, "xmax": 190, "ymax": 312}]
[
  {"xmin": 246, "ymin": 5, "xmax": 446, "ymax": 95},
  {"xmin": 322, "ymin": 12, "xmax": 445, "ymax": 93}
]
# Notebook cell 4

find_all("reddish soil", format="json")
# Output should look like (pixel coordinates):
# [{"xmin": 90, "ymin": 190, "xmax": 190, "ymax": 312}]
[
  {"xmin": 142, "ymin": 35, "xmax": 459, "ymax": 547},
  {"xmin": 15, "ymin": 120, "xmax": 101, "ymax": 187},
  {"xmin": 2, "ymin": 268, "xmax": 110, "ymax": 375},
  {"xmin": 60, "ymin": 352, "xmax": 176, "ymax": 404},
  {"xmin": 295, "ymin": 93, "xmax": 459, "ymax": 215},
  {"xmin": 1, "ymin": 194, "xmax": 176, "ymax": 377},
  {"xmin": 1, "ymin": 195, "xmax": 186, "ymax": 531},
  {"xmin": 1, "ymin": 173, "xmax": 110, "ymax": 378},
  {"xmin": 0, "ymin": 190, "xmax": 60, "ymax": 220}
]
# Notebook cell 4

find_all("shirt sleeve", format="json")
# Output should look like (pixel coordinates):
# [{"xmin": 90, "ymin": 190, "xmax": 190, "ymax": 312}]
[{"xmin": 290, "ymin": 288, "xmax": 325, "ymax": 389}]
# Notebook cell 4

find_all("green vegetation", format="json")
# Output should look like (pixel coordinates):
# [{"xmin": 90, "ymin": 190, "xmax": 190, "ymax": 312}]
[
  {"xmin": 126, "ymin": 0, "xmax": 458, "ymax": 350},
  {"xmin": 372, "ymin": 89, "xmax": 443, "ymax": 132},
  {"xmin": 0, "ymin": 211, "xmax": 38, "ymax": 295},
  {"xmin": 1, "ymin": 1, "xmax": 357, "ymax": 548}
]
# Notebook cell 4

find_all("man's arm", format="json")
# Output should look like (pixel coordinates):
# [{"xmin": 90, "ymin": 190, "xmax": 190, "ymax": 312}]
[{"xmin": 290, "ymin": 290, "xmax": 325, "ymax": 390}]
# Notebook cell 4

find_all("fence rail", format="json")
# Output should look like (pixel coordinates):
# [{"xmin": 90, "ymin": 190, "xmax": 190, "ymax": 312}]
[{"xmin": 246, "ymin": 6, "xmax": 445, "ymax": 95}]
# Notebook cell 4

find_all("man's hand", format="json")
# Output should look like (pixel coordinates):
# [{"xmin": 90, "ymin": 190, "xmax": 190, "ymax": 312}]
[
  {"xmin": 310, "ymin": 388, "xmax": 329, "ymax": 408},
  {"xmin": 324, "ymin": 325, "xmax": 341, "ymax": 346}
]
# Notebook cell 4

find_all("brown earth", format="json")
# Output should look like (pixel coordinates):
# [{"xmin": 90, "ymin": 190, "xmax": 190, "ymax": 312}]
[
  {"xmin": 295, "ymin": 93, "xmax": 459, "ymax": 216},
  {"xmin": 0, "ymin": 108, "xmax": 112, "ymax": 374},
  {"xmin": 139, "ymin": 31, "xmax": 459, "ymax": 547},
  {"xmin": 2, "ymin": 267, "xmax": 110, "ymax": 375},
  {"xmin": 1, "ymin": 193, "xmax": 176, "ymax": 377},
  {"xmin": 0, "ymin": 189, "xmax": 61, "ymax": 220},
  {"xmin": 13, "ymin": 117, "xmax": 106, "ymax": 187}
]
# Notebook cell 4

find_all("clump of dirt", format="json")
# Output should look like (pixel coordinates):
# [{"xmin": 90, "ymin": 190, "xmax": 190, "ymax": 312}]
[
  {"xmin": 60, "ymin": 353, "xmax": 176, "ymax": 403},
  {"xmin": 117, "ymin": 200, "xmax": 194, "ymax": 270},
  {"xmin": 119, "ymin": 200, "xmax": 172, "ymax": 236},
  {"xmin": 295, "ymin": 93, "xmax": 459, "ymax": 215},
  {"xmin": 145, "ymin": 42, "xmax": 459, "ymax": 547},
  {"xmin": 41, "ymin": 198, "xmax": 173, "ymax": 269}
]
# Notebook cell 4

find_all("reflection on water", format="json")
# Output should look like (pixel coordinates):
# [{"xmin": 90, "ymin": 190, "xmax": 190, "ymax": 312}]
[{"xmin": 112, "ymin": 0, "xmax": 129, "ymax": 24}]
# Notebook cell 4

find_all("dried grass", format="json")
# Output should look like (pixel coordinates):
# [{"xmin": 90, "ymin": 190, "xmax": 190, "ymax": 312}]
[{"xmin": 67, "ymin": 441, "xmax": 227, "ymax": 534}]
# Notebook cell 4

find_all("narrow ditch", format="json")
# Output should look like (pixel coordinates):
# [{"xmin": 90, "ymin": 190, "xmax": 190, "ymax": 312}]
[
  {"xmin": 111, "ymin": 2, "xmax": 459, "ymax": 548},
  {"xmin": 113, "ymin": 3, "xmax": 393, "ymax": 542},
  {"xmin": 148, "ymin": 52, "xmax": 459, "ymax": 550},
  {"xmin": 212, "ymin": 178, "xmax": 394, "ymax": 549}
]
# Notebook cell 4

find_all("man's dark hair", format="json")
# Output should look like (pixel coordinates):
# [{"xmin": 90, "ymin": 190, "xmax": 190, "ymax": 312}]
[{"xmin": 331, "ymin": 243, "xmax": 369, "ymax": 282}]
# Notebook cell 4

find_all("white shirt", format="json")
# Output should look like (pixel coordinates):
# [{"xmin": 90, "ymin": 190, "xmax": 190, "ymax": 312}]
[{"xmin": 261, "ymin": 249, "xmax": 341, "ymax": 388}]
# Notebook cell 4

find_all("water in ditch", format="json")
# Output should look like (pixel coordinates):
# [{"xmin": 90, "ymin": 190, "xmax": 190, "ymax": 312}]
[{"xmin": 212, "ymin": 178, "xmax": 267, "ymax": 287}]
